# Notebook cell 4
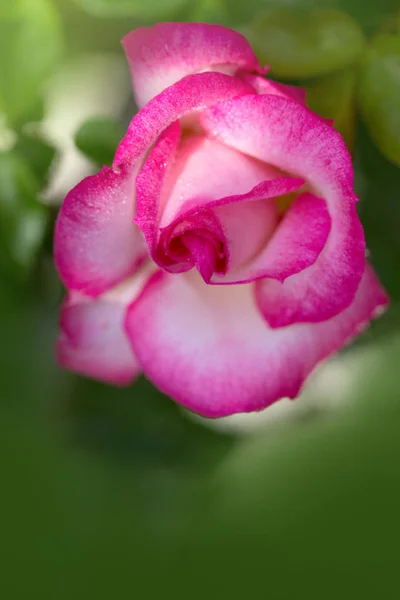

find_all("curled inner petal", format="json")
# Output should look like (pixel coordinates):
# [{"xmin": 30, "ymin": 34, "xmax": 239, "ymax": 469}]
[
  {"xmin": 136, "ymin": 127, "xmax": 304, "ymax": 283},
  {"xmin": 157, "ymin": 211, "xmax": 227, "ymax": 282},
  {"xmin": 181, "ymin": 232, "xmax": 221, "ymax": 283}
]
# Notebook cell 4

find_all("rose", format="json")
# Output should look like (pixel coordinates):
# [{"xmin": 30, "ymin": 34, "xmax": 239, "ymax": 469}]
[{"xmin": 55, "ymin": 23, "xmax": 388, "ymax": 418}]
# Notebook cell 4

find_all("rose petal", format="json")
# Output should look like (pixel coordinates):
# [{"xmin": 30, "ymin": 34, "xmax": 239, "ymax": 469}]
[
  {"xmin": 158, "ymin": 210, "xmax": 227, "ymax": 280},
  {"xmin": 136, "ymin": 132, "xmax": 303, "ymax": 278},
  {"xmin": 123, "ymin": 23, "xmax": 262, "ymax": 108},
  {"xmin": 245, "ymin": 74, "xmax": 333, "ymax": 127},
  {"xmin": 135, "ymin": 121, "xmax": 182, "ymax": 257},
  {"xmin": 56, "ymin": 73, "xmax": 253, "ymax": 296},
  {"xmin": 125, "ymin": 264, "xmax": 388, "ymax": 417},
  {"xmin": 114, "ymin": 72, "xmax": 253, "ymax": 167},
  {"xmin": 158, "ymin": 134, "xmax": 284, "ymax": 228},
  {"xmin": 56, "ymin": 270, "xmax": 151, "ymax": 386},
  {"xmin": 55, "ymin": 164, "xmax": 147, "ymax": 297},
  {"xmin": 245, "ymin": 74, "xmax": 307, "ymax": 103},
  {"xmin": 182, "ymin": 231, "xmax": 219, "ymax": 283},
  {"xmin": 213, "ymin": 192, "xmax": 331, "ymax": 284},
  {"xmin": 200, "ymin": 94, "xmax": 365, "ymax": 325},
  {"xmin": 212, "ymin": 198, "xmax": 278, "ymax": 275}
]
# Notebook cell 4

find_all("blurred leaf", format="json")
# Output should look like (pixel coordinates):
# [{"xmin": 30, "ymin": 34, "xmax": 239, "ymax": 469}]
[
  {"xmin": 225, "ymin": 0, "xmax": 400, "ymax": 32},
  {"xmin": 73, "ymin": 0, "xmax": 189, "ymax": 19},
  {"xmin": 0, "ymin": 0, "xmax": 63, "ymax": 123},
  {"xmin": 339, "ymin": 0, "xmax": 400, "ymax": 35},
  {"xmin": 306, "ymin": 68, "xmax": 357, "ymax": 152},
  {"xmin": 210, "ymin": 335, "xmax": 400, "ymax": 566},
  {"xmin": 52, "ymin": 0, "xmax": 133, "ymax": 54},
  {"xmin": 371, "ymin": 8, "xmax": 400, "ymax": 38},
  {"xmin": 15, "ymin": 133, "xmax": 57, "ymax": 189},
  {"xmin": 0, "ymin": 151, "xmax": 48, "ymax": 279},
  {"xmin": 358, "ymin": 34, "xmax": 400, "ymax": 167},
  {"xmin": 247, "ymin": 9, "xmax": 366, "ymax": 79},
  {"xmin": 13, "ymin": 99, "xmax": 46, "ymax": 131},
  {"xmin": 75, "ymin": 117, "xmax": 125, "ymax": 166},
  {"xmin": 187, "ymin": 0, "xmax": 228, "ymax": 23},
  {"xmin": 65, "ymin": 375, "xmax": 234, "ymax": 472},
  {"xmin": 354, "ymin": 121, "xmax": 400, "ymax": 300}
]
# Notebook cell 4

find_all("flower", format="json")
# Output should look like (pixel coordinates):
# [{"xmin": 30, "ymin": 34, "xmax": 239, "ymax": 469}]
[{"xmin": 55, "ymin": 23, "xmax": 389, "ymax": 418}]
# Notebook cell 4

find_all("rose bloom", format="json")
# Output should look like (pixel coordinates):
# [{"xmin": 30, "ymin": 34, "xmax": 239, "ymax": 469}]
[{"xmin": 55, "ymin": 23, "xmax": 388, "ymax": 418}]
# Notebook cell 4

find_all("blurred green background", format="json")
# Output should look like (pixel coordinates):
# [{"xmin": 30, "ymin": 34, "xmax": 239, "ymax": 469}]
[{"xmin": 1, "ymin": 0, "xmax": 400, "ymax": 596}]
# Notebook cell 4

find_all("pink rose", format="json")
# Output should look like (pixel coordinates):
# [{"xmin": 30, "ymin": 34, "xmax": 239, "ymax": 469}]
[{"xmin": 55, "ymin": 23, "xmax": 388, "ymax": 417}]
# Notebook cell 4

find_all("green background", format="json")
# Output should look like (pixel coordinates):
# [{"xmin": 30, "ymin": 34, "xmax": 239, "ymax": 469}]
[{"xmin": 1, "ymin": 0, "xmax": 400, "ymax": 596}]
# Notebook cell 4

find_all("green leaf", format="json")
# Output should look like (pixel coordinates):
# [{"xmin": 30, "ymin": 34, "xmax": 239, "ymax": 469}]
[
  {"xmin": 247, "ymin": 9, "xmax": 366, "ymax": 79},
  {"xmin": 13, "ymin": 99, "xmax": 46, "ymax": 131},
  {"xmin": 187, "ymin": 0, "xmax": 228, "ymax": 23},
  {"xmin": 0, "ymin": 0, "xmax": 63, "ymax": 123},
  {"xmin": 371, "ymin": 9, "xmax": 400, "ymax": 38},
  {"xmin": 306, "ymin": 68, "xmax": 357, "ymax": 152},
  {"xmin": 354, "ymin": 121, "xmax": 400, "ymax": 300},
  {"xmin": 358, "ymin": 34, "xmax": 400, "ymax": 168},
  {"xmin": 75, "ymin": 117, "xmax": 125, "ymax": 166},
  {"xmin": 0, "ymin": 151, "xmax": 48, "ymax": 278},
  {"xmin": 66, "ymin": 376, "xmax": 234, "ymax": 472},
  {"xmin": 15, "ymin": 133, "xmax": 57, "ymax": 189},
  {"xmin": 73, "ymin": 0, "xmax": 188, "ymax": 19}
]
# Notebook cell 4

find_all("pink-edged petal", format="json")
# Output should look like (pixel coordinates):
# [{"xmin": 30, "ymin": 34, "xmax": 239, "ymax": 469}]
[
  {"xmin": 135, "ymin": 121, "xmax": 181, "ymax": 256},
  {"xmin": 158, "ymin": 210, "xmax": 227, "ymax": 280},
  {"xmin": 182, "ymin": 232, "xmax": 218, "ymax": 283},
  {"xmin": 158, "ymin": 134, "xmax": 285, "ymax": 228},
  {"xmin": 213, "ymin": 192, "xmax": 330, "ymax": 284},
  {"xmin": 57, "ymin": 73, "xmax": 252, "ymax": 297},
  {"xmin": 136, "ymin": 130, "xmax": 303, "ymax": 277},
  {"xmin": 55, "ymin": 164, "xmax": 147, "ymax": 297},
  {"xmin": 114, "ymin": 72, "xmax": 254, "ymax": 167},
  {"xmin": 257, "ymin": 193, "xmax": 331, "ymax": 280},
  {"xmin": 125, "ymin": 264, "xmax": 388, "ymax": 418},
  {"xmin": 57, "ymin": 265, "xmax": 156, "ymax": 385},
  {"xmin": 157, "ymin": 177, "xmax": 303, "ymax": 281},
  {"xmin": 57, "ymin": 285, "xmax": 141, "ymax": 386},
  {"xmin": 212, "ymin": 198, "xmax": 278, "ymax": 274},
  {"xmin": 57, "ymin": 299, "xmax": 138, "ymax": 386},
  {"xmin": 200, "ymin": 94, "xmax": 365, "ymax": 325},
  {"xmin": 244, "ymin": 76, "xmax": 334, "ymax": 127},
  {"xmin": 123, "ymin": 23, "xmax": 263, "ymax": 108},
  {"xmin": 245, "ymin": 74, "xmax": 306, "ymax": 103}
]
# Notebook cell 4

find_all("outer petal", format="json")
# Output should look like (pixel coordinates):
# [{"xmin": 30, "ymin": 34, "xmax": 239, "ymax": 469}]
[
  {"xmin": 244, "ymin": 76, "xmax": 333, "ymax": 126},
  {"xmin": 114, "ymin": 72, "xmax": 253, "ymax": 166},
  {"xmin": 56, "ymin": 266, "xmax": 155, "ymax": 385},
  {"xmin": 200, "ymin": 94, "xmax": 365, "ymax": 325},
  {"xmin": 123, "ymin": 23, "xmax": 263, "ymax": 108},
  {"xmin": 125, "ymin": 265, "xmax": 388, "ymax": 418},
  {"xmin": 245, "ymin": 74, "xmax": 306, "ymax": 104},
  {"xmin": 55, "ymin": 164, "xmax": 147, "ymax": 297},
  {"xmin": 57, "ymin": 303, "xmax": 131, "ymax": 387}
]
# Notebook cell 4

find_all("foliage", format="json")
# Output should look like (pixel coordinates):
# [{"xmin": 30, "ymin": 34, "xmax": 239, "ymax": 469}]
[
  {"xmin": 358, "ymin": 34, "xmax": 400, "ymax": 167},
  {"xmin": 0, "ymin": 0, "xmax": 63, "ymax": 123},
  {"xmin": 75, "ymin": 117, "xmax": 125, "ymax": 166},
  {"xmin": 247, "ymin": 9, "xmax": 366, "ymax": 79}
]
